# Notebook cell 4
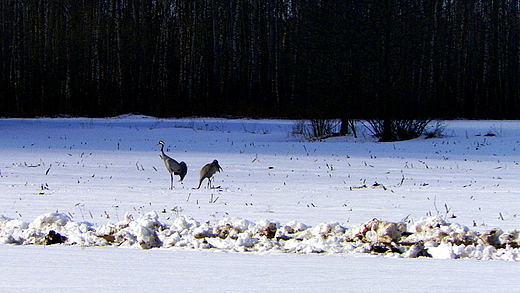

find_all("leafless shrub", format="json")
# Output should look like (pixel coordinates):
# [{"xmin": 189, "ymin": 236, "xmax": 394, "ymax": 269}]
[
  {"xmin": 291, "ymin": 120, "xmax": 308, "ymax": 137},
  {"xmin": 424, "ymin": 120, "xmax": 447, "ymax": 139},
  {"xmin": 292, "ymin": 119, "xmax": 340, "ymax": 140},
  {"xmin": 310, "ymin": 119, "xmax": 340, "ymax": 138},
  {"xmin": 363, "ymin": 119, "xmax": 433, "ymax": 141}
]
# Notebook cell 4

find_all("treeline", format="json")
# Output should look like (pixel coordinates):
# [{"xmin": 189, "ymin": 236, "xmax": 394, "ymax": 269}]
[{"xmin": 1, "ymin": 0, "xmax": 520, "ymax": 119}]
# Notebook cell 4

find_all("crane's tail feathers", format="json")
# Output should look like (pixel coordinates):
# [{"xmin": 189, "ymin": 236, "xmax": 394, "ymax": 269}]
[{"xmin": 178, "ymin": 162, "xmax": 188, "ymax": 181}]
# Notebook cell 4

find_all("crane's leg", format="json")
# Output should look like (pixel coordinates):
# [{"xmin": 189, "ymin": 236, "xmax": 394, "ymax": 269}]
[
  {"xmin": 170, "ymin": 173, "xmax": 174, "ymax": 190},
  {"xmin": 207, "ymin": 178, "xmax": 212, "ymax": 189}
]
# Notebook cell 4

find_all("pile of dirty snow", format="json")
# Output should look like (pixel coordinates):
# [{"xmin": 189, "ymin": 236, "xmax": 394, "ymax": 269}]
[{"xmin": 1, "ymin": 212, "xmax": 519, "ymax": 261}]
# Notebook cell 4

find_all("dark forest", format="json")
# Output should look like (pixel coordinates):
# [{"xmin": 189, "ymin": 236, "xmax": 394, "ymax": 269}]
[{"xmin": 1, "ymin": 0, "xmax": 520, "ymax": 119}]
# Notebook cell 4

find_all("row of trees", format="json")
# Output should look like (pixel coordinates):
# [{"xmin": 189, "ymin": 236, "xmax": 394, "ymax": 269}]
[{"xmin": 1, "ymin": 0, "xmax": 520, "ymax": 120}]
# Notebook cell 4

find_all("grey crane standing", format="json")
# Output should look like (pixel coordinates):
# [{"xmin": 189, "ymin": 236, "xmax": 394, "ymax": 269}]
[
  {"xmin": 197, "ymin": 160, "xmax": 223, "ymax": 189},
  {"xmin": 157, "ymin": 141, "xmax": 187, "ymax": 189}
]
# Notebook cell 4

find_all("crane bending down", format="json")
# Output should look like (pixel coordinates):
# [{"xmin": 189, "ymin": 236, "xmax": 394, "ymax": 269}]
[
  {"xmin": 157, "ymin": 141, "xmax": 187, "ymax": 189},
  {"xmin": 197, "ymin": 160, "xmax": 223, "ymax": 189}
]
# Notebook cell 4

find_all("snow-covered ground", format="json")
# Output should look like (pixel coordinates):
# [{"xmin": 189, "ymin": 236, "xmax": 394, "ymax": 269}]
[{"xmin": 1, "ymin": 115, "xmax": 519, "ymax": 291}]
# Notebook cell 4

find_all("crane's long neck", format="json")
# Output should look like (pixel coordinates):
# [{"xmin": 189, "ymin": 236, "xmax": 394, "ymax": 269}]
[{"xmin": 160, "ymin": 144, "xmax": 166, "ymax": 158}]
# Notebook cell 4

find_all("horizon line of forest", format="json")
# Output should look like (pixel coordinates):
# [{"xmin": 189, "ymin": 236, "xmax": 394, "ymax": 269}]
[{"xmin": 1, "ymin": 0, "xmax": 520, "ymax": 119}]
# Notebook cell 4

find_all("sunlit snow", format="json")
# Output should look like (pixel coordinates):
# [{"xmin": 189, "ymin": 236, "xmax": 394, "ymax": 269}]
[{"xmin": 1, "ymin": 115, "xmax": 520, "ymax": 290}]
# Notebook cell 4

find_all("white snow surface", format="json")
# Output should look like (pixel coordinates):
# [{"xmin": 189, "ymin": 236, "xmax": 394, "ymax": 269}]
[{"xmin": 1, "ymin": 115, "xmax": 520, "ymax": 291}]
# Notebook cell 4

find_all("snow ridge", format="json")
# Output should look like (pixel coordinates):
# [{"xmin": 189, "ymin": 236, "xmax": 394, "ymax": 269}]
[{"xmin": 1, "ymin": 212, "xmax": 519, "ymax": 261}]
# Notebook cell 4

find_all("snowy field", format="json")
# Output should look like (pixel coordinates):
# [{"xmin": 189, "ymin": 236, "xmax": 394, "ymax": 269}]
[{"xmin": 1, "ymin": 115, "xmax": 520, "ymax": 291}]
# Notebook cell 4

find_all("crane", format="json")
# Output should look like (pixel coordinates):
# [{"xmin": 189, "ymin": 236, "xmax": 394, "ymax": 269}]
[
  {"xmin": 156, "ymin": 141, "xmax": 187, "ymax": 189},
  {"xmin": 197, "ymin": 160, "xmax": 223, "ymax": 189}
]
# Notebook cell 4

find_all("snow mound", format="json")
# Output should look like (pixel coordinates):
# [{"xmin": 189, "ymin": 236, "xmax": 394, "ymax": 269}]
[
  {"xmin": 114, "ymin": 113, "xmax": 155, "ymax": 119},
  {"xmin": 1, "ymin": 213, "xmax": 520, "ymax": 261}
]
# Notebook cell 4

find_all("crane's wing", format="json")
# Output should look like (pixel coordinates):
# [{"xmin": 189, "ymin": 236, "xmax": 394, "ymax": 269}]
[{"xmin": 163, "ymin": 155, "xmax": 180, "ymax": 170}]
